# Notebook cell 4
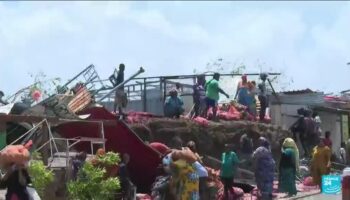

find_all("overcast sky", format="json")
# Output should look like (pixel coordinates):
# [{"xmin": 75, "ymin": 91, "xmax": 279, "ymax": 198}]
[{"xmin": 0, "ymin": 1, "xmax": 349, "ymax": 95}]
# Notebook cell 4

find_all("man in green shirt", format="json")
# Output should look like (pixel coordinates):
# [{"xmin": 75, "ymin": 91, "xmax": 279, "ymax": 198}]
[
  {"xmin": 220, "ymin": 144, "xmax": 239, "ymax": 200},
  {"xmin": 204, "ymin": 73, "xmax": 229, "ymax": 120}
]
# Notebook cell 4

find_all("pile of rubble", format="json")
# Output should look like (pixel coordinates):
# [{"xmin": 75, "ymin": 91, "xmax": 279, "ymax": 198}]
[{"xmin": 130, "ymin": 118, "xmax": 290, "ymax": 166}]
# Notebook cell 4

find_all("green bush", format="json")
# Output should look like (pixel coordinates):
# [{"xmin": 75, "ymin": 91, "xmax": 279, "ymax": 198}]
[
  {"xmin": 67, "ymin": 151, "xmax": 121, "ymax": 200},
  {"xmin": 96, "ymin": 151, "xmax": 121, "ymax": 165},
  {"xmin": 28, "ymin": 152, "xmax": 54, "ymax": 198}
]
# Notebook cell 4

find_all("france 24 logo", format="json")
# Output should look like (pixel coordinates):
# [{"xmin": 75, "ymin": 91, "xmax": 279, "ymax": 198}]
[{"xmin": 322, "ymin": 175, "xmax": 341, "ymax": 194}]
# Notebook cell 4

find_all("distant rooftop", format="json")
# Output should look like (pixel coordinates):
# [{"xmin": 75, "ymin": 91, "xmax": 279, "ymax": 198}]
[{"xmin": 280, "ymin": 88, "xmax": 315, "ymax": 95}]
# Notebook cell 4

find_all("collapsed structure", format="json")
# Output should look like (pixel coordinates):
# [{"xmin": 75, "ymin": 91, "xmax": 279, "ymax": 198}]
[{"xmin": 0, "ymin": 64, "xmax": 340, "ymax": 199}]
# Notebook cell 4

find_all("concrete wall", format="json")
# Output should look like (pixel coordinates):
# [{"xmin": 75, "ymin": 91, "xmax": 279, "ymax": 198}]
[
  {"xmin": 271, "ymin": 103, "xmax": 343, "ymax": 157},
  {"xmin": 318, "ymin": 111, "xmax": 342, "ymax": 156},
  {"xmin": 270, "ymin": 104, "xmax": 308, "ymax": 130}
]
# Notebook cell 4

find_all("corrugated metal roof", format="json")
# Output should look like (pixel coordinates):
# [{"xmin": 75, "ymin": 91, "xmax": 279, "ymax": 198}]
[
  {"xmin": 270, "ymin": 91, "xmax": 325, "ymax": 105},
  {"xmin": 313, "ymin": 106, "xmax": 350, "ymax": 114},
  {"xmin": 280, "ymin": 88, "xmax": 314, "ymax": 95}
]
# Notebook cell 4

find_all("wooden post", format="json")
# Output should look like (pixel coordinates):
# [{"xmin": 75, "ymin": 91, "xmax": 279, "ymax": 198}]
[{"xmin": 159, "ymin": 78, "xmax": 163, "ymax": 115}]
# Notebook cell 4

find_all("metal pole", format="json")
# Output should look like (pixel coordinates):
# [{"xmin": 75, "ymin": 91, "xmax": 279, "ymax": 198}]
[
  {"xmin": 45, "ymin": 120, "xmax": 60, "ymax": 158},
  {"xmin": 159, "ymin": 77, "xmax": 163, "ymax": 104},
  {"xmin": 97, "ymin": 67, "xmax": 145, "ymax": 102},
  {"xmin": 49, "ymin": 138, "xmax": 53, "ymax": 160},
  {"xmin": 132, "ymin": 72, "xmax": 281, "ymax": 80},
  {"xmin": 163, "ymin": 78, "xmax": 167, "ymax": 103},
  {"xmin": 267, "ymin": 78, "xmax": 280, "ymax": 104},
  {"xmin": 60, "ymin": 64, "xmax": 94, "ymax": 92},
  {"xmin": 143, "ymin": 78, "xmax": 147, "ymax": 112}
]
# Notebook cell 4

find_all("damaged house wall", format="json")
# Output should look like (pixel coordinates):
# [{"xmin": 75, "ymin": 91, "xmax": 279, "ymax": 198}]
[
  {"xmin": 270, "ymin": 90, "xmax": 349, "ymax": 159},
  {"xmin": 317, "ymin": 111, "xmax": 342, "ymax": 156}
]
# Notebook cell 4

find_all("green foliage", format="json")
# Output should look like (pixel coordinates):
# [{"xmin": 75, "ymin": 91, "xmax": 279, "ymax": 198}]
[
  {"xmin": 28, "ymin": 70, "xmax": 61, "ymax": 98},
  {"xmin": 67, "ymin": 152, "xmax": 121, "ymax": 200},
  {"xmin": 28, "ymin": 152, "xmax": 54, "ymax": 198},
  {"xmin": 96, "ymin": 151, "xmax": 121, "ymax": 166}
]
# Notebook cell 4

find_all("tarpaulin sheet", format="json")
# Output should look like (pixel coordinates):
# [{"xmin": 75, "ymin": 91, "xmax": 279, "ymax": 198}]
[{"xmin": 55, "ymin": 107, "xmax": 162, "ymax": 192}]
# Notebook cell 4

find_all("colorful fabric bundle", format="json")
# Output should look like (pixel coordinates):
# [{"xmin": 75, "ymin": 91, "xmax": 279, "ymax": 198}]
[
  {"xmin": 149, "ymin": 142, "xmax": 170, "ymax": 156},
  {"xmin": 193, "ymin": 116, "xmax": 209, "ymax": 127}
]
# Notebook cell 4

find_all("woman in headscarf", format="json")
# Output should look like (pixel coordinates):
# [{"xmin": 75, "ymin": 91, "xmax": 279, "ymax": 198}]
[
  {"xmin": 253, "ymin": 137, "xmax": 275, "ymax": 200},
  {"xmin": 170, "ymin": 149, "xmax": 200, "ymax": 200},
  {"xmin": 310, "ymin": 137, "xmax": 331, "ymax": 188},
  {"xmin": 278, "ymin": 138, "xmax": 299, "ymax": 197}
]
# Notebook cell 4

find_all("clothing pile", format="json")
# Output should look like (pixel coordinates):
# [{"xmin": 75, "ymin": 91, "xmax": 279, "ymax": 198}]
[
  {"xmin": 126, "ymin": 111, "xmax": 161, "ymax": 124},
  {"xmin": 136, "ymin": 193, "xmax": 152, "ymax": 200},
  {"xmin": 193, "ymin": 101, "xmax": 271, "ymax": 124},
  {"xmin": 205, "ymin": 167, "xmax": 245, "ymax": 200},
  {"xmin": 302, "ymin": 176, "xmax": 315, "ymax": 186}
]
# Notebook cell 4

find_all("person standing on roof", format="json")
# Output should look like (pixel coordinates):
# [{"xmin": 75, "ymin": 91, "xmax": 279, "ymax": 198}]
[
  {"xmin": 109, "ymin": 64, "xmax": 127, "ymax": 117},
  {"xmin": 175, "ymin": 83, "xmax": 183, "ymax": 97},
  {"xmin": 164, "ymin": 89, "xmax": 184, "ymax": 118},
  {"xmin": 204, "ymin": 73, "xmax": 229, "ymax": 120},
  {"xmin": 247, "ymin": 81, "xmax": 257, "ymax": 118},
  {"xmin": 192, "ymin": 75, "xmax": 207, "ymax": 118},
  {"xmin": 258, "ymin": 73, "xmax": 268, "ymax": 121},
  {"xmin": 235, "ymin": 75, "xmax": 249, "ymax": 107}
]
